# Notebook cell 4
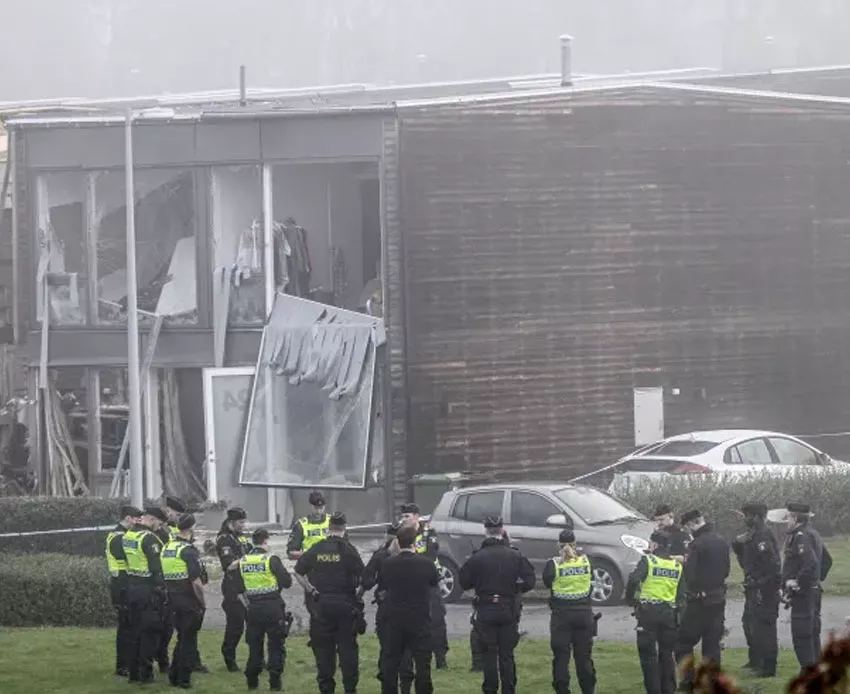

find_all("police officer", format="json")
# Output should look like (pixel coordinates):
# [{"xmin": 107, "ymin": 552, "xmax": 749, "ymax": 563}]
[
  {"xmin": 239, "ymin": 528, "xmax": 293, "ymax": 692},
  {"xmin": 288, "ymin": 491, "xmax": 332, "ymax": 635},
  {"xmin": 216, "ymin": 506, "xmax": 252, "ymax": 672},
  {"xmin": 123, "ymin": 506, "xmax": 168, "ymax": 684},
  {"xmin": 377, "ymin": 522, "xmax": 441, "ymax": 694},
  {"xmin": 470, "ymin": 530, "xmax": 513, "ymax": 673},
  {"xmin": 625, "ymin": 531, "xmax": 682, "ymax": 694},
  {"xmin": 162, "ymin": 514, "xmax": 206, "ymax": 689},
  {"xmin": 782, "ymin": 501, "xmax": 833, "ymax": 670},
  {"xmin": 651, "ymin": 505, "xmax": 690, "ymax": 559},
  {"xmin": 543, "ymin": 529, "xmax": 596, "ymax": 694},
  {"xmin": 674, "ymin": 510, "xmax": 730, "ymax": 691},
  {"xmin": 731, "ymin": 501, "xmax": 780, "ymax": 678},
  {"xmin": 157, "ymin": 495, "xmax": 187, "ymax": 673},
  {"xmin": 400, "ymin": 502, "xmax": 449, "ymax": 669},
  {"xmin": 294, "ymin": 512, "xmax": 365, "ymax": 694},
  {"xmin": 106, "ymin": 504, "xmax": 141, "ymax": 677},
  {"xmin": 361, "ymin": 523, "xmax": 416, "ymax": 694},
  {"xmin": 459, "ymin": 516, "xmax": 536, "ymax": 694}
]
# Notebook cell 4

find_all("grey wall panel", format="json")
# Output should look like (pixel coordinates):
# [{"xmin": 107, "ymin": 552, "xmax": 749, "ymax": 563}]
[
  {"xmin": 24, "ymin": 127, "xmax": 125, "ymax": 169},
  {"xmin": 132, "ymin": 124, "xmax": 196, "ymax": 166},
  {"xmin": 194, "ymin": 122, "xmax": 262, "ymax": 162},
  {"xmin": 261, "ymin": 115, "xmax": 383, "ymax": 160}
]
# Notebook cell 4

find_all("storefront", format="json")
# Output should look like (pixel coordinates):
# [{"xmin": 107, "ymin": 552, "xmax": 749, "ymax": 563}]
[{"xmin": 8, "ymin": 107, "xmax": 400, "ymax": 524}]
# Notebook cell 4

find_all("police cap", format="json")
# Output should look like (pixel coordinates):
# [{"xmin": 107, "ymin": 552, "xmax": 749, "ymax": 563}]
[
  {"xmin": 483, "ymin": 516, "xmax": 503, "ymax": 529},
  {"xmin": 308, "ymin": 491, "xmax": 326, "ymax": 507},
  {"xmin": 399, "ymin": 502, "xmax": 420, "ymax": 515},
  {"xmin": 227, "ymin": 507, "xmax": 247, "ymax": 521},
  {"xmin": 741, "ymin": 501, "xmax": 768, "ymax": 517},
  {"xmin": 650, "ymin": 530, "xmax": 671, "ymax": 547},
  {"xmin": 120, "ymin": 505, "xmax": 143, "ymax": 519},
  {"xmin": 177, "ymin": 514, "xmax": 196, "ymax": 531},
  {"xmin": 679, "ymin": 509, "xmax": 702, "ymax": 526},
  {"xmin": 329, "ymin": 511, "xmax": 347, "ymax": 527},
  {"xmin": 786, "ymin": 502, "xmax": 811, "ymax": 514},
  {"xmin": 165, "ymin": 496, "xmax": 187, "ymax": 513},
  {"xmin": 558, "ymin": 529, "xmax": 576, "ymax": 544},
  {"xmin": 652, "ymin": 504, "xmax": 673, "ymax": 518},
  {"xmin": 144, "ymin": 506, "xmax": 168, "ymax": 522}
]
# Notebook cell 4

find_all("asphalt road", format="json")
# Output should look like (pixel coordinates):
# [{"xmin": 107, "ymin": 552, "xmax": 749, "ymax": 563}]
[{"xmin": 202, "ymin": 582, "xmax": 850, "ymax": 648}]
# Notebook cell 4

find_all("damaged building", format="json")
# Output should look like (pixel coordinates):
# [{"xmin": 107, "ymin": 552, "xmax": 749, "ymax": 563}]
[{"xmin": 7, "ymin": 64, "xmax": 850, "ymax": 520}]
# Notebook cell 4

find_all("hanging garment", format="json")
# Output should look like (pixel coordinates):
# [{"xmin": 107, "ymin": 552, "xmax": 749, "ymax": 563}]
[{"xmin": 331, "ymin": 246, "xmax": 348, "ymax": 307}]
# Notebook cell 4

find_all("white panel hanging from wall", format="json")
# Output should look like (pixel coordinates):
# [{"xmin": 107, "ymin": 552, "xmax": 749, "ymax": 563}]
[{"xmin": 633, "ymin": 386, "xmax": 664, "ymax": 446}]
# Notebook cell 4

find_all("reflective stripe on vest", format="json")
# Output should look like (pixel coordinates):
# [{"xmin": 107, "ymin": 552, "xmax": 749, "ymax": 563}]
[
  {"xmin": 638, "ymin": 555, "xmax": 682, "ymax": 605},
  {"xmin": 414, "ymin": 526, "xmax": 440, "ymax": 568},
  {"xmin": 551, "ymin": 555, "xmax": 592, "ymax": 600},
  {"xmin": 123, "ymin": 529, "xmax": 161, "ymax": 578},
  {"xmin": 299, "ymin": 515, "xmax": 330, "ymax": 552},
  {"xmin": 239, "ymin": 553, "xmax": 279, "ymax": 596},
  {"xmin": 106, "ymin": 530, "xmax": 128, "ymax": 577},
  {"xmin": 162, "ymin": 540, "xmax": 190, "ymax": 581}
]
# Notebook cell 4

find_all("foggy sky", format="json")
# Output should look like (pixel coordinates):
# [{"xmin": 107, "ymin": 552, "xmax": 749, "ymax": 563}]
[{"xmin": 2, "ymin": 0, "xmax": 850, "ymax": 102}]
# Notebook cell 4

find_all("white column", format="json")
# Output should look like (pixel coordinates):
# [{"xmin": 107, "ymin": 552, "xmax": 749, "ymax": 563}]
[
  {"xmin": 262, "ymin": 164, "xmax": 278, "ymax": 524},
  {"xmin": 144, "ymin": 368, "xmax": 162, "ymax": 499}
]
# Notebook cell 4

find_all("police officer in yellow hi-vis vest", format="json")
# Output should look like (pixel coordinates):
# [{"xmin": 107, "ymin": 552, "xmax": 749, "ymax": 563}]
[
  {"xmin": 625, "ymin": 530, "xmax": 683, "ymax": 694},
  {"xmin": 106, "ymin": 505, "xmax": 142, "ymax": 677},
  {"xmin": 216, "ymin": 506, "xmax": 253, "ymax": 672},
  {"xmin": 156, "ymin": 495, "xmax": 188, "ymax": 673},
  {"xmin": 238, "ymin": 528, "xmax": 293, "ymax": 691},
  {"xmin": 288, "ymin": 491, "xmax": 332, "ymax": 631},
  {"xmin": 123, "ymin": 506, "xmax": 168, "ymax": 684},
  {"xmin": 542, "ymin": 529, "xmax": 597, "ymax": 694},
  {"xmin": 162, "ymin": 514, "xmax": 207, "ymax": 689}
]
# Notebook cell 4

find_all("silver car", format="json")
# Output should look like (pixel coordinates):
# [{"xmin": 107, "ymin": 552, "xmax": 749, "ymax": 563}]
[{"xmin": 429, "ymin": 483, "xmax": 654, "ymax": 605}]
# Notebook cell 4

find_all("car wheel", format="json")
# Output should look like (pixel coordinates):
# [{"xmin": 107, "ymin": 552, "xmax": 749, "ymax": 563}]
[
  {"xmin": 436, "ymin": 557, "xmax": 462, "ymax": 603},
  {"xmin": 589, "ymin": 558, "xmax": 624, "ymax": 606}
]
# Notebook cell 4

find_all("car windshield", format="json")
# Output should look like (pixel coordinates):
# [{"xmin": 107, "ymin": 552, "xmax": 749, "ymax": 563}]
[
  {"xmin": 638, "ymin": 440, "xmax": 720, "ymax": 457},
  {"xmin": 553, "ymin": 487, "xmax": 646, "ymax": 526}
]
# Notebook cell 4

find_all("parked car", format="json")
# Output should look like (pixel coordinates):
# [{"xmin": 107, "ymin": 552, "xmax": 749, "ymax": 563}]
[
  {"xmin": 607, "ymin": 429, "xmax": 850, "ymax": 495},
  {"xmin": 428, "ymin": 483, "xmax": 653, "ymax": 605}
]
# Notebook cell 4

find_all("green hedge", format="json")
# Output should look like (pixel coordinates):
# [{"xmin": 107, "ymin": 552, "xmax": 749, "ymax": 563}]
[
  {"xmin": 616, "ymin": 469, "xmax": 850, "ymax": 538},
  {"xmin": 0, "ymin": 554, "xmax": 114, "ymax": 627}
]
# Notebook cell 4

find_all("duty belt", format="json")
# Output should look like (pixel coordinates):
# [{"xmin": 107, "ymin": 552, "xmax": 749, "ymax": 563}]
[{"xmin": 476, "ymin": 594, "xmax": 511, "ymax": 605}]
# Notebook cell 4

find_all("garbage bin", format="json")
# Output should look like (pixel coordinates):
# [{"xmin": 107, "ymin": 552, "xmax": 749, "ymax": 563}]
[{"xmin": 408, "ymin": 472, "xmax": 473, "ymax": 516}]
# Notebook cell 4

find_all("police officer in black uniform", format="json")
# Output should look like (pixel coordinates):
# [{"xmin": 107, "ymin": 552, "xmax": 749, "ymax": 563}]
[
  {"xmin": 361, "ymin": 522, "xmax": 416, "ymax": 693},
  {"xmin": 470, "ymin": 530, "xmax": 513, "ymax": 672},
  {"xmin": 162, "ymin": 514, "xmax": 206, "ymax": 690},
  {"xmin": 123, "ymin": 506, "xmax": 168, "ymax": 684},
  {"xmin": 399, "ymin": 502, "xmax": 449, "ymax": 669},
  {"xmin": 782, "ymin": 501, "xmax": 833, "ymax": 671},
  {"xmin": 651, "ymin": 505, "xmax": 690, "ymax": 558},
  {"xmin": 238, "ymin": 528, "xmax": 293, "ymax": 692},
  {"xmin": 105, "ymin": 504, "xmax": 141, "ymax": 677},
  {"xmin": 294, "ymin": 512, "xmax": 365, "ymax": 694},
  {"xmin": 216, "ymin": 506, "xmax": 252, "ymax": 672},
  {"xmin": 543, "ymin": 529, "xmax": 597, "ymax": 694},
  {"xmin": 674, "ymin": 510, "xmax": 730, "ymax": 691},
  {"xmin": 731, "ymin": 501, "xmax": 781, "ymax": 678},
  {"xmin": 459, "ymin": 516, "xmax": 536, "ymax": 694}
]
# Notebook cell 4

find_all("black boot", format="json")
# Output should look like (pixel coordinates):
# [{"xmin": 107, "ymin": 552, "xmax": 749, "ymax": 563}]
[
  {"xmin": 269, "ymin": 673, "xmax": 282, "ymax": 691},
  {"xmin": 246, "ymin": 674, "xmax": 259, "ymax": 690},
  {"xmin": 435, "ymin": 653, "xmax": 448, "ymax": 670},
  {"xmin": 226, "ymin": 660, "xmax": 241, "ymax": 673}
]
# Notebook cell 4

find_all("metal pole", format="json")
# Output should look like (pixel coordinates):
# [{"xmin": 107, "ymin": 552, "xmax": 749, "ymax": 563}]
[
  {"xmin": 239, "ymin": 65, "xmax": 247, "ymax": 107},
  {"xmin": 125, "ymin": 110, "xmax": 144, "ymax": 509},
  {"xmin": 560, "ymin": 34, "xmax": 573, "ymax": 87}
]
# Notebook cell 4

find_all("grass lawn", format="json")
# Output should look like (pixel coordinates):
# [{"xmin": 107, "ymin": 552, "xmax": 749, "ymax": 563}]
[
  {"xmin": 1, "ymin": 628, "xmax": 804, "ymax": 694},
  {"xmin": 727, "ymin": 533, "xmax": 850, "ymax": 596}
]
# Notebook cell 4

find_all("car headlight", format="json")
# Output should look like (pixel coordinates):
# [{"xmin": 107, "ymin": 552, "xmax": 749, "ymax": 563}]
[{"xmin": 620, "ymin": 534, "xmax": 649, "ymax": 553}]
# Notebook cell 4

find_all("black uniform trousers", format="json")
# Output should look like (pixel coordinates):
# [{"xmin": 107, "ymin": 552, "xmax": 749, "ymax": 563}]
[
  {"xmin": 221, "ymin": 592, "xmax": 247, "ymax": 665},
  {"xmin": 158, "ymin": 609, "xmax": 173, "ymax": 669},
  {"xmin": 635, "ymin": 603, "xmax": 678, "ymax": 694},
  {"xmin": 376, "ymin": 603, "xmax": 415, "ymax": 691},
  {"xmin": 379, "ymin": 615, "xmax": 433, "ymax": 694},
  {"xmin": 110, "ymin": 580, "xmax": 133, "ymax": 674},
  {"xmin": 675, "ymin": 598, "xmax": 725, "ymax": 690},
  {"xmin": 245, "ymin": 599, "xmax": 287, "ymax": 687},
  {"xmin": 742, "ymin": 587, "xmax": 778, "ymax": 675},
  {"xmin": 168, "ymin": 593, "xmax": 203, "ymax": 687},
  {"xmin": 127, "ymin": 582, "xmax": 165, "ymax": 683},
  {"xmin": 429, "ymin": 586, "xmax": 448, "ymax": 664},
  {"xmin": 311, "ymin": 597, "xmax": 360, "ymax": 694},
  {"xmin": 470, "ymin": 615, "xmax": 484, "ymax": 671},
  {"xmin": 790, "ymin": 589, "xmax": 821, "ymax": 669},
  {"xmin": 550, "ymin": 607, "xmax": 596, "ymax": 694},
  {"xmin": 476, "ymin": 602, "xmax": 520, "ymax": 694}
]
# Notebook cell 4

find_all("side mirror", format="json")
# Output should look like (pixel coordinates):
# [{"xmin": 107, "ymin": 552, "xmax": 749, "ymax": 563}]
[{"xmin": 545, "ymin": 514, "xmax": 571, "ymax": 528}]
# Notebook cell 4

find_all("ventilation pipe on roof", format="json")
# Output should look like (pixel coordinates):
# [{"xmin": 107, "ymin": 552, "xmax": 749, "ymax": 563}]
[
  {"xmin": 560, "ymin": 35, "xmax": 573, "ymax": 87},
  {"xmin": 239, "ymin": 65, "xmax": 247, "ymax": 106},
  {"xmin": 763, "ymin": 36, "xmax": 775, "ymax": 74}
]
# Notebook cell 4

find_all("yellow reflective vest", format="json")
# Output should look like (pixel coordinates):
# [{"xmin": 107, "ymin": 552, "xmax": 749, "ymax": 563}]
[
  {"xmin": 239, "ymin": 552, "xmax": 280, "ymax": 597},
  {"xmin": 637, "ymin": 555, "xmax": 682, "ymax": 605},
  {"xmin": 299, "ymin": 514, "xmax": 330, "ymax": 552},
  {"xmin": 551, "ymin": 555, "xmax": 592, "ymax": 600}
]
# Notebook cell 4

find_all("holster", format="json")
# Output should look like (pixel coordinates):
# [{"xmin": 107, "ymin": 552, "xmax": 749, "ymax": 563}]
[
  {"xmin": 282, "ymin": 611, "xmax": 294, "ymax": 637},
  {"xmin": 353, "ymin": 599, "xmax": 367, "ymax": 635}
]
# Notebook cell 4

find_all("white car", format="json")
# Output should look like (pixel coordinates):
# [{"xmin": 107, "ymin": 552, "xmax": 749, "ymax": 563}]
[{"xmin": 608, "ymin": 429, "xmax": 850, "ymax": 493}]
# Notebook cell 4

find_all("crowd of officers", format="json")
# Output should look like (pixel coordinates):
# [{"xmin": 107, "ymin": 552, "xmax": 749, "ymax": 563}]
[{"xmin": 104, "ymin": 492, "xmax": 832, "ymax": 694}]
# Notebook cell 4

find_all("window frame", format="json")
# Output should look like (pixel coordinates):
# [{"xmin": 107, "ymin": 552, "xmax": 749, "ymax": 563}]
[
  {"xmin": 723, "ymin": 437, "xmax": 775, "ymax": 466},
  {"xmin": 764, "ymin": 436, "xmax": 822, "ymax": 467},
  {"xmin": 450, "ymin": 490, "xmax": 506, "ymax": 524},
  {"xmin": 507, "ymin": 489, "xmax": 564, "ymax": 528}
]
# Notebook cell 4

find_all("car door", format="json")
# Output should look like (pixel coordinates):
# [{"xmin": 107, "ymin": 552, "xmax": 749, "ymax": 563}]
[
  {"xmin": 447, "ymin": 489, "xmax": 507, "ymax": 562},
  {"xmin": 723, "ymin": 437, "xmax": 774, "ymax": 477},
  {"xmin": 505, "ymin": 489, "xmax": 570, "ymax": 575},
  {"xmin": 765, "ymin": 436, "xmax": 823, "ymax": 473}
]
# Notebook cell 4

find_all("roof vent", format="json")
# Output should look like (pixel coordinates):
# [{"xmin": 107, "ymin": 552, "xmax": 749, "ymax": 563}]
[{"xmin": 560, "ymin": 35, "xmax": 573, "ymax": 87}]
